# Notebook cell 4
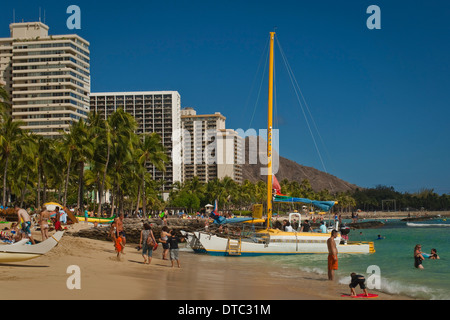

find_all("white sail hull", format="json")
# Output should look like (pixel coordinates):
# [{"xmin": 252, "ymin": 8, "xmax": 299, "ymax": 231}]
[
  {"xmin": 187, "ymin": 231, "xmax": 374, "ymax": 256},
  {"xmin": 0, "ymin": 231, "xmax": 64, "ymax": 263}
]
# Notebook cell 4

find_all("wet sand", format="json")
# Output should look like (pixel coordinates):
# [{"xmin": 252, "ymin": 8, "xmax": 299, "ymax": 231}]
[{"xmin": 0, "ymin": 223, "xmax": 414, "ymax": 300}]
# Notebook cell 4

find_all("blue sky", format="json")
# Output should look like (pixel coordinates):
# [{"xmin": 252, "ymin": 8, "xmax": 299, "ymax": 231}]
[{"xmin": 2, "ymin": 1, "xmax": 450, "ymax": 194}]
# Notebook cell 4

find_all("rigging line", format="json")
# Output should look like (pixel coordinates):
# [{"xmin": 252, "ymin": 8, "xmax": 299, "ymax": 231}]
[
  {"xmin": 248, "ymin": 35, "xmax": 270, "ymax": 129},
  {"xmin": 282, "ymin": 48, "xmax": 334, "ymax": 174},
  {"xmin": 272, "ymin": 44, "xmax": 279, "ymax": 129},
  {"xmin": 273, "ymin": 36, "xmax": 312, "ymax": 183},
  {"xmin": 275, "ymin": 37, "xmax": 328, "ymax": 174},
  {"xmin": 276, "ymin": 39, "xmax": 336, "ymax": 193},
  {"xmin": 278, "ymin": 51, "xmax": 337, "ymax": 194},
  {"xmin": 243, "ymin": 35, "xmax": 270, "ymax": 116},
  {"xmin": 273, "ymin": 46, "xmax": 280, "ymax": 158}
]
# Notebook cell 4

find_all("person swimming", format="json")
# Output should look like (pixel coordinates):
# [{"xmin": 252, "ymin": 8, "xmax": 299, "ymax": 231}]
[{"xmin": 429, "ymin": 248, "xmax": 440, "ymax": 260}]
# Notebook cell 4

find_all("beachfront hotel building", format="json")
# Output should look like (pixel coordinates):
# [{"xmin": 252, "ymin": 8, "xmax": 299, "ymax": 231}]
[
  {"xmin": 181, "ymin": 107, "xmax": 243, "ymax": 184},
  {"xmin": 0, "ymin": 22, "xmax": 90, "ymax": 137},
  {"xmin": 90, "ymin": 91, "xmax": 182, "ymax": 192}
]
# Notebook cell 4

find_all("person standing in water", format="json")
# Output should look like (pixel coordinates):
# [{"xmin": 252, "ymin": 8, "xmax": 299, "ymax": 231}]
[
  {"xmin": 429, "ymin": 248, "xmax": 440, "ymax": 260},
  {"xmin": 327, "ymin": 230, "xmax": 338, "ymax": 280},
  {"xmin": 414, "ymin": 244, "xmax": 425, "ymax": 269}
]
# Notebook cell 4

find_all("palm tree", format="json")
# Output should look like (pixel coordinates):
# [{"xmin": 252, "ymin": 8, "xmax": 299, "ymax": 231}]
[
  {"xmin": 108, "ymin": 109, "xmax": 137, "ymax": 216},
  {"xmin": 74, "ymin": 119, "xmax": 94, "ymax": 212},
  {"xmin": 6, "ymin": 132, "xmax": 37, "ymax": 207},
  {"xmin": 0, "ymin": 85, "xmax": 10, "ymax": 114},
  {"xmin": 138, "ymin": 132, "xmax": 168, "ymax": 217},
  {"xmin": 0, "ymin": 112, "xmax": 26, "ymax": 207},
  {"xmin": 239, "ymin": 179, "xmax": 256, "ymax": 209},
  {"xmin": 34, "ymin": 136, "xmax": 53, "ymax": 207},
  {"xmin": 85, "ymin": 112, "xmax": 112, "ymax": 216},
  {"xmin": 220, "ymin": 176, "xmax": 239, "ymax": 211},
  {"xmin": 59, "ymin": 127, "xmax": 76, "ymax": 208},
  {"xmin": 60, "ymin": 119, "xmax": 94, "ymax": 210},
  {"xmin": 185, "ymin": 176, "xmax": 206, "ymax": 195}
]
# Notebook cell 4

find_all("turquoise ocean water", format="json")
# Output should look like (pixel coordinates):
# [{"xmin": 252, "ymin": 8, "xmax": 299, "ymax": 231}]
[{"xmin": 257, "ymin": 218, "xmax": 450, "ymax": 300}]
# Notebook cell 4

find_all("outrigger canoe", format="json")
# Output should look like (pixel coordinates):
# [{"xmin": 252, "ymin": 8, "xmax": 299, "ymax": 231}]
[
  {"xmin": 75, "ymin": 216, "xmax": 114, "ymax": 224},
  {"xmin": 0, "ymin": 231, "xmax": 64, "ymax": 263}
]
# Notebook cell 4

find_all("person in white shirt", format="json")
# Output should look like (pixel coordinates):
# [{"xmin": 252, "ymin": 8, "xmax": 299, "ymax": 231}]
[
  {"xmin": 319, "ymin": 221, "xmax": 327, "ymax": 233},
  {"xmin": 59, "ymin": 209, "xmax": 67, "ymax": 224}
]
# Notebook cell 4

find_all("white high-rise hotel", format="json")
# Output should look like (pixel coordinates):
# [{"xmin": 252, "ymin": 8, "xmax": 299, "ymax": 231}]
[
  {"xmin": 0, "ymin": 22, "xmax": 90, "ymax": 137},
  {"xmin": 90, "ymin": 91, "xmax": 182, "ymax": 190},
  {"xmin": 181, "ymin": 107, "xmax": 243, "ymax": 184}
]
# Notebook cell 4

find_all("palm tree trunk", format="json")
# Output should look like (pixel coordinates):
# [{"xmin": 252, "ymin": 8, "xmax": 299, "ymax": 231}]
[
  {"xmin": 98, "ymin": 142, "xmax": 110, "ymax": 217},
  {"xmin": 42, "ymin": 175, "xmax": 47, "ymax": 205},
  {"xmin": 58, "ymin": 181, "xmax": 63, "ymax": 203},
  {"xmin": 135, "ymin": 182, "xmax": 141, "ymax": 216},
  {"xmin": 2, "ymin": 153, "xmax": 9, "ymax": 207},
  {"xmin": 119, "ymin": 188, "xmax": 124, "ymax": 215},
  {"xmin": 20, "ymin": 171, "xmax": 30, "ymax": 207},
  {"xmin": 110, "ymin": 189, "xmax": 115, "ymax": 218},
  {"xmin": 37, "ymin": 166, "xmax": 41, "ymax": 209},
  {"xmin": 63, "ymin": 155, "xmax": 72, "ymax": 208},
  {"xmin": 142, "ymin": 175, "xmax": 147, "ymax": 218},
  {"xmin": 97, "ymin": 182, "xmax": 103, "ymax": 217},
  {"xmin": 77, "ymin": 161, "xmax": 84, "ymax": 212}
]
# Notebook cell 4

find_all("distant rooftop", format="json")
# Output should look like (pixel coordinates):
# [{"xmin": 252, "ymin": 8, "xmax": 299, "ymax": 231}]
[{"xmin": 9, "ymin": 21, "xmax": 49, "ymax": 39}]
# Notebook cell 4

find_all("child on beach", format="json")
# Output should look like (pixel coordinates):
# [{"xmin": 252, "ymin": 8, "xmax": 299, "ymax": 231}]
[
  {"xmin": 167, "ymin": 229, "xmax": 184, "ymax": 268},
  {"xmin": 115, "ymin": 235, "xmax": 124, "ymax": 258},
  {"xmin": 159, "ymin": 226, "xmax": 170, "ymax": 260},
  {"xmin": 349, "ymin": 273, "xmax": 369, "ymax": 297}
]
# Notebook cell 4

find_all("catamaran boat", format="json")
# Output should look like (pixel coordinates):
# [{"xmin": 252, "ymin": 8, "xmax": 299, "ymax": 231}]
[{"xmin": 182, "ymin": 32, "xmax": 374, "ymax": 257}]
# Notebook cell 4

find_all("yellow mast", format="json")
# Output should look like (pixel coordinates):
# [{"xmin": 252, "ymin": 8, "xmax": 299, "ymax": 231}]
[{"xmin": 266, "ymin": 31, "xmax": 275, "ymax": 229}]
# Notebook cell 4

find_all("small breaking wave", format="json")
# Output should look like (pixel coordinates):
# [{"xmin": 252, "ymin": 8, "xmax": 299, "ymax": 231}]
[{"xmin": 407, "ymin": 222, "xmax": 450, "ymax": 227}]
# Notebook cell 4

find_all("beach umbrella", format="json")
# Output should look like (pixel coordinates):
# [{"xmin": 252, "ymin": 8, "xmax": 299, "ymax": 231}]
[{"xmin": 43, "ymin": 202, "xmax": 64, "ymax": 211}]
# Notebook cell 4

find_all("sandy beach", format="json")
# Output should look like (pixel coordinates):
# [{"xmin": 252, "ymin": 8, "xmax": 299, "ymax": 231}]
[{"xmin": 0, "ymin": 222, "xmax": 415, "ymax": 301}]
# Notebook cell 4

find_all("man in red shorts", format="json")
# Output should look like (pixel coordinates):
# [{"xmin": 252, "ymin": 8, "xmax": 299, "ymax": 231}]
[{"xmin": 327, "ymin": 229, "xmax": 338, "ymax": 280}]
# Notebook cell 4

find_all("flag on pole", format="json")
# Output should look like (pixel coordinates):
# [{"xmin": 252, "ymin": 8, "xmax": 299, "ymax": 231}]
[
  {"xmin": 272, "ymin": 175, "xmax": 281, "ymax": 194},
  {"xmin": 210, "ymin": 199, "xmax": 219, "ymax": 218},
  {"xmin": 213, "ymin": 199, "xmax": 219, "ymax": 215}
]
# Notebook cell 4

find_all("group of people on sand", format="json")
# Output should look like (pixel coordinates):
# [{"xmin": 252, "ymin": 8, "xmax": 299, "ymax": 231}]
[
  {"xmin": 0, "ymin": 222, "xmax": 20, "ymax": 243},
  {"xmin": 109, "ymin": 214, "xmax": 184, "ymax": 268},
  {"xmin": 0, "ymin": 204, "xmax": 69, "ymax": 245}
]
